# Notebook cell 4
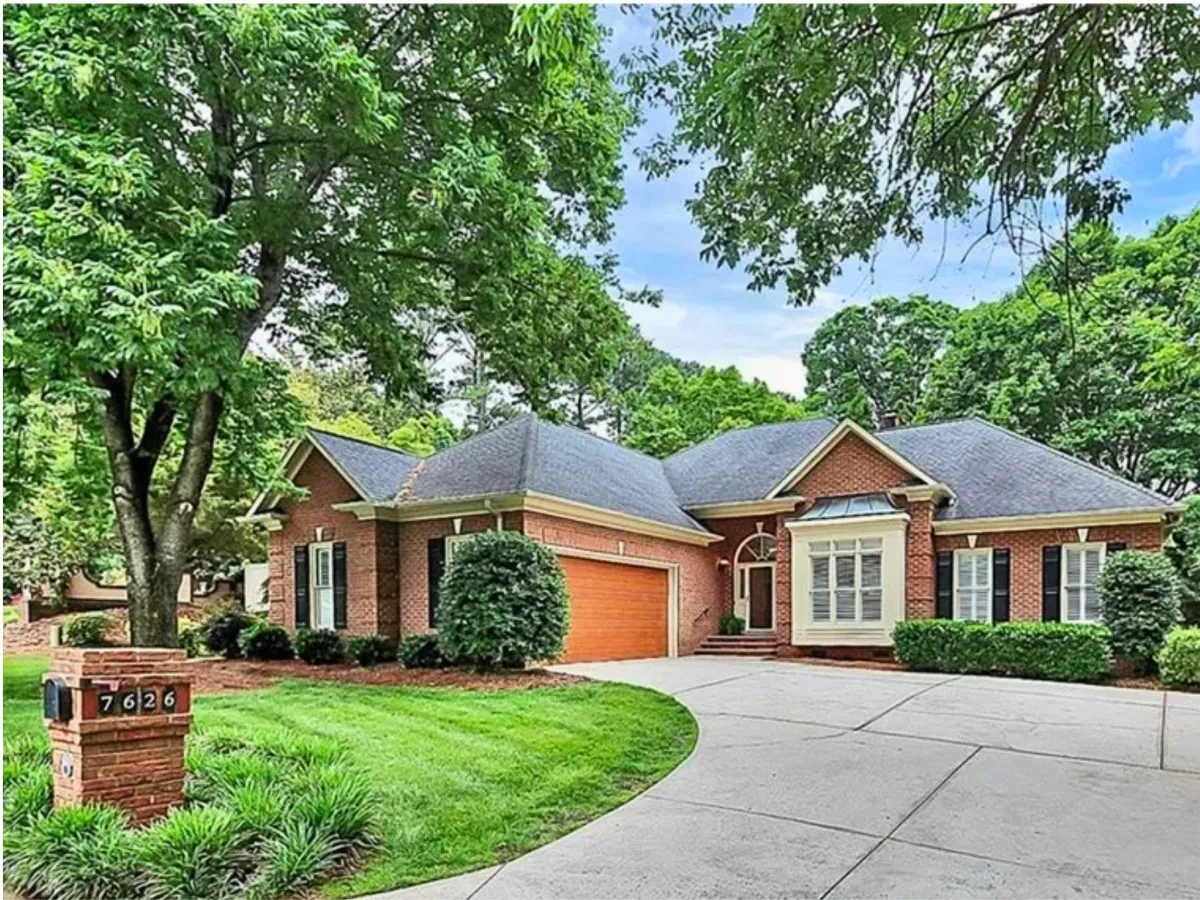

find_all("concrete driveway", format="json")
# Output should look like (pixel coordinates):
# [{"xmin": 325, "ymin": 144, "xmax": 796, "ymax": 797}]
[{"xmin": 378, "ymin": 658, "xmax": 1200, "ymax": 899}]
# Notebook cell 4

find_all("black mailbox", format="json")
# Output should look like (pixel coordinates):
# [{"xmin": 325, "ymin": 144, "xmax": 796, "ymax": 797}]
[{"xmin": 43, "ymin": 677, "xmax": 73, "ymax": 722}]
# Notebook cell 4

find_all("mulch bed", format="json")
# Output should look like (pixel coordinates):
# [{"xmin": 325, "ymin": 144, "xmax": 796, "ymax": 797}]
[{"xmin": 185, "ymin": 658, "xmax": 587, "ymax": 695}]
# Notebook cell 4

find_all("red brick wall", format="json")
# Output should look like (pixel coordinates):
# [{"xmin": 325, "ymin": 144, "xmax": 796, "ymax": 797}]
[
  {"xmin": 701, "ymin": 515, "xmax": 779, "ymax": 621},
  {"xmin": 397, "ymin": 513, "xmax": 523, "ymax": 637},
  {"xmin": 789, "ymin": 432, "xmax": 913, "ymax": 498},
  {"xmin": 934, "ymin": 522, "xmax": 1163, "ymax": 622},
  {"xmin": 522, "ymin": 512, "xmax": 721, "ymax": 654},
  {"xmin": 906, "ymin": 500, "xmax": 936, "ymax": 620},
  {"xmin": 267, "ymin": 451, "xmax": 398, "ymax": 638}
]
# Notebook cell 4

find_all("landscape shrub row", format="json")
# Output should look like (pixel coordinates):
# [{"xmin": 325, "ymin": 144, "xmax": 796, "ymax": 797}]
[
  {"xmin": 892, "ymin": 620, "xmax": 1112, "ymax": 682},
  {"xmin": 1158, "ymin": 628, "xmax": 1200, "ymax": 686},
  {"xmin": 3, "ymin": 729, "xmax": 379, "ymax": 900}
]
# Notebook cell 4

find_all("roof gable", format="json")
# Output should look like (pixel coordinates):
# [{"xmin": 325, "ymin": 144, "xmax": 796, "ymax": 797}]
[{"xmin": 765, "ymin": 419, "xmax": 939, "ymax": 499}]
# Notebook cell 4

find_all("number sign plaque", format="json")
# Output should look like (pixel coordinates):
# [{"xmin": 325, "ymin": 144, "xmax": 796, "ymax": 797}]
[{"xmin": 97, "ymin": 686, "xmax": 179, "ymax": 716}]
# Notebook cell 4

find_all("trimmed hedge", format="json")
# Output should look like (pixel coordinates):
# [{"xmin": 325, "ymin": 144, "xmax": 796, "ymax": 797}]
[
  {"xmin": 346, "ymin": 635, "xmax": 398, "ymax": 667},
  {"xmin": 892, "ymin": 619, "xmax": 1112, "ymax": 682},
  {"xmin": 238, "ymin": 621, "xmax": 294, "ymax": 660},
  {"xmin": 202, "ymin": 611, "xmax": 257, "ymax": 659},
  {"xmin": 398, "ymin": 633, "xmax": 449, "ymax": 669},
  {"xmin": 61, "ymin": 613, "xmax": 112, "ymax": 647},
  {"xmin": 1157, "ymin": 628, "xmax": 1200, "ymax": 686},
  {"xmin": 1098, "ymin": 550, "xmax": 1181, "ymax": 672},
  {"xmin": 293, "ymin": 629, "xmax": 344, "ymax": 665}
]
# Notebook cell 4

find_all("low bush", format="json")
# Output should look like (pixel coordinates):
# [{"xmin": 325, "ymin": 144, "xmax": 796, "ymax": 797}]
[
  {"xmin": 398, "ymin": 633, "xmax": 450, "ymax": 669},
  {"xmin": 4, "ymin": 728, "xmax": 379, "ymax": 900},
  {"xmin": 61, "ymin": 613, "xmax": 113, "ymax": 647},
  {"xmin": 437, "ymin": 530, "xmax": 569, "ymax": 670},
  {"xmin": 345, "ymin": 635, "xmax": 397, "ymax": 667},
  {"xmin": 238, "ymin": 621, "xmax": 294, "ymax": 661},
  {"xmin": 203, "ymin": 611, "xmax": 257, "ymax": 660},
  {"xmin": 293, "ymin": 628, "xmax": 344, "ymax": 665},
  {"xmin": 179, "ymin": 624, "xmax": 206, "ymax": 658},
  {"xmin": 1099, "ymin": 550, "xmax": 1181, "ymax": 673},
  {"xmin": 1157, "ymin": 628, "xmax": 1200, "ymax": 686},
  {"xmin": 892, "ymin": 619, "xmax": 1112, "ymax": 682},
  {"xmin": 718, "ymin": 613, "xmax": 745, "ymax": 636}
]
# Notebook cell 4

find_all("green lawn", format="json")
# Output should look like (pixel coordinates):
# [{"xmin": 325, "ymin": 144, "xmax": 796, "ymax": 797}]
[{"xmin": 2, "ymin": 654, "xmax": 696, "ymax": 896}]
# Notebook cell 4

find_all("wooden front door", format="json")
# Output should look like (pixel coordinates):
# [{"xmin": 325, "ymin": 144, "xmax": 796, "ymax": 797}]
[
  {"xmin": 747, "ymin": 566, "xmax": 774, "ymax": 630},
  {"xmin": 558, "ymin": 556, "xmax": 669, "ymax": 663}
]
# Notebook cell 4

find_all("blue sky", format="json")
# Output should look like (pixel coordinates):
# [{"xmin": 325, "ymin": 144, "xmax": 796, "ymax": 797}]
[{"xmin": 599, "ymin": 7, "xmax": 1200, "ymax": 397}]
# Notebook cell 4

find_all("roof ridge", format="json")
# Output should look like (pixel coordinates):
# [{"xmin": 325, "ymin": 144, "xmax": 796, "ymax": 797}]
[
  {"xmin": 307, "ymin": 426, "xmax": 417, "ymax": 459},
  {"xmin": 517, "ymin": 415, "xmax": 539, "ymax": 491},
  {"xmin": 967, "ymin": 417, "xmax": 1173, "ymax": 505},
  {"xmin": 664, "ymin": 415, "xmax": 836, "ymax": 461},
  {"xmin": 419, "ymin": 412, "xmax": 534, "ymax": 465},
  {"xmin": 870, "ymin": 415, "xmax": 978, "ymax": 434}
]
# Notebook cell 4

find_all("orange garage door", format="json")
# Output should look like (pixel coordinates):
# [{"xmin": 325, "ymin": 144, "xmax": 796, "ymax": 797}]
[{"xmin": 558, "ymin": 556, "xmax": 669, "ymax": 663}]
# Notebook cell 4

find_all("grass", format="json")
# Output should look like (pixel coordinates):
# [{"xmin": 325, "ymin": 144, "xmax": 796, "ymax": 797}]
[{"xmin": 3, "ymin": 655, "xmax": 696, "ymax": 896}]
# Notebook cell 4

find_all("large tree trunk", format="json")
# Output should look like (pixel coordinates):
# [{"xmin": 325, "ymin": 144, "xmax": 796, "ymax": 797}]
[{"xmin": 99, "ymin": 383, "xmax": 224, "ymax": 647}]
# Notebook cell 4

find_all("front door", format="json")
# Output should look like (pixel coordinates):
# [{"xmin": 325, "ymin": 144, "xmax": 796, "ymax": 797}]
[
  {"xmin": 311, "ymin": 543, "xmax": 334, "ymax": 629},
  {"xmin": 747, "ymin": 566, "xmax": 774, "ymax": 630}
]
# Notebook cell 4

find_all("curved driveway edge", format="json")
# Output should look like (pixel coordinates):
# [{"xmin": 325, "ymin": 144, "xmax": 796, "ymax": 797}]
[{"xmin": 370, "ymin": 657, "xmax": 1200, "ymax": 900}]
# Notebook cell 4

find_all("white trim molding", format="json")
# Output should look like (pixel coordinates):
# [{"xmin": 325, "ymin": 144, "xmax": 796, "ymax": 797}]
[
  {"xmin": 767, "ymin": 419, "xmax": 941, "ymax": 499},
  {"xmin": 546, "ymin": 544, "xmax": 681, "ymax": 658},
  {"xmin": 932, "ymin": 506, "xmax": 1180, "ymax": 535},
  {"xmin": 331, "ymin": 491, "xmax": 722, "ymax": 547},
  {"xmin": 685, "ymin": 498, "xmax": 802, "ymax": 519},
  {"xmin": 238, "ymin": 512, "xmax": 288, "ymax": 532},
  {"xmin": 246, "ymin": 430, "xmax": 374, "ymax": 517}
]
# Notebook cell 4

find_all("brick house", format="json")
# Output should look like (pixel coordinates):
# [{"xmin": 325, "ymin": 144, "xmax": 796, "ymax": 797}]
[{"xmin": 245, "ymin": 415, "xmax": 1181, "ymax": 661}]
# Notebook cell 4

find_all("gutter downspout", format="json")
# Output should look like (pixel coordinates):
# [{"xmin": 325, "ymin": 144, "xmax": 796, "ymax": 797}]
[{"xmin": 483, "ymin": 498, "xmax": 503, "ymax": 531}]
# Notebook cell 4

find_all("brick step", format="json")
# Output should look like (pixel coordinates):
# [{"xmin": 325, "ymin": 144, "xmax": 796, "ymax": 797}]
[
  {"xmin": 694, "ymin": 645, "xmax": 777, "ymax": 657},
  {"xmin": 700, "ymin": 635, "xmax": 777, "ymax": 645}
]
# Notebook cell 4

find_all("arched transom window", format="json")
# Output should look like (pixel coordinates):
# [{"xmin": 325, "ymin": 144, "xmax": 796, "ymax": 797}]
[{"xmin": 737, "ymin": 533, "xmax": 777, "ymax": 564}]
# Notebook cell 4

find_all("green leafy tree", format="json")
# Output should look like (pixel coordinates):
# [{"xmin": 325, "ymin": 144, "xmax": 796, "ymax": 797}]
[
  {"xmin": 5, "ymin": 5, "xmax": 631, "ymax": 644},
  {"xmin": 1165, "ymin": 497, "xmax": 1200, "ymax": 625},
  {"xmin": 627, "ymin": 5, "xmax": 1200, "ymax": 304},
  {"xmin": 387, "ymin": 413, "xmax": 459, "ymax": 458},
  {"xmin": 626, "ymin": 364, "xmax": 811, "ymax": 457},
  {"xmin": 920, "ymin": 213, "xmax": 1200, "ymax": 499},
  {"xmin": 802, "ymin": 295, "xmax": 958, "ymax": 427}
]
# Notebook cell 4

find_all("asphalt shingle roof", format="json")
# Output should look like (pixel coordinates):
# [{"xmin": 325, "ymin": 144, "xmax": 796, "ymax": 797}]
[
  {"xmin": 874, "ymin": 418, "xmax": 1174, "ymax": 520},
  {"xmin": 308, "ymin": 430, "xmax": 420, "ymax": 503},
  {"xmin": 663, "ymin": 418, "xmax": 837, "ymax": 506},
  {"xmin": 306, "ymin": 414, "xmax": 1173, "ymax": 531}
]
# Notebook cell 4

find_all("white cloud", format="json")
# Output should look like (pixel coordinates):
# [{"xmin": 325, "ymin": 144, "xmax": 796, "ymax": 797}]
[{"xmin": 1163, "ymin": 111, "xmax": 1200, "ymax": 180}]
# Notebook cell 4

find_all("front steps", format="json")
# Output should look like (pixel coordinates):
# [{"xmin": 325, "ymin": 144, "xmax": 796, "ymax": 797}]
[{"xmin": 694, "ymin": 633, "xmax": 778, "ymax": 657}]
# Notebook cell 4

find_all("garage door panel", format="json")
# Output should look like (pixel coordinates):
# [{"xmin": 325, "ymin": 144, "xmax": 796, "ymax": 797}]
[{"xmin": 559, "ymin": 556, "xmax": 669, "ymax": 663}]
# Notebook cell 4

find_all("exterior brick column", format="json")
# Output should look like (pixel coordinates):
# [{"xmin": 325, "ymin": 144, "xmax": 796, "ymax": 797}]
[
  {"xmin": 774, "ymin": 517, "xmax": 792, "ymax": 652},
  {"xmin": 905, "ymin": 500, "xmax": 935, "ymax": 619},
  {"xmin": 44, "ymin": 648, "xmax": 193, "ymax": 824}
]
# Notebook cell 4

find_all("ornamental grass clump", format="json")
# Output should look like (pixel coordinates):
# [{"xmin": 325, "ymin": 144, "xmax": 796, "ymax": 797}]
[
  {"xmin": 3, "ymin": 728, "xmax": 380, "ymax": 900},
  {"xmin": 436, "ymin": 530, "xmax": 569, "ymax": 670}
]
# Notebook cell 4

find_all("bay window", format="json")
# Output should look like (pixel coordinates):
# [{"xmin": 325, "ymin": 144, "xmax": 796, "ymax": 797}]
[{"xmin": 809, "ymin": 538, "xmax": 883, "ymax": 623}]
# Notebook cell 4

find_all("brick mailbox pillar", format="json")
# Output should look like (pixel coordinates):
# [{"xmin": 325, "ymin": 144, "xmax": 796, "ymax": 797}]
[{"xmin": 43, "ymin": 647, "xmax": 193, "ymax": 824}]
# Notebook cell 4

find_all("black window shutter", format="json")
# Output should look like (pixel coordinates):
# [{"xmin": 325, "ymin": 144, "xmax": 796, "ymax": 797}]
[
  {"xmin": 294, "ymin": 545, "xmax": 310, "ymax": 629},
  {"xmin": 935, "ymin": 551, "xmax": 953, "ymax": 618},
  {"xmin": 332, "ymin": 542, "xmax": 348, "ymax": 629},
  {"xmin": 428, "ymin": 538, "xmax": 446, "ymax": 628},
  {"xmin": 1106, "ymin": 541, "xmax": 1127, "ymax": 556},
  {"xmin": 1042, "ymin": 545, "xmax": 1061, "ymax": 621},
  {"xmin": 992, "ymin": 549, "xmax": 1011, "ymax": 622}
]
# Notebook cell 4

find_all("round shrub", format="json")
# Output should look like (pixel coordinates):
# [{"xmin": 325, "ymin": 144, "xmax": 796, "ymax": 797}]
[
  {"xmin": 1157, "ymin": 627, "xmax": 1200, "ymax": 686},
  {"xmin": 203, "ymin": 611, "xmax": 257, "ymax": 659},
  {"xmin": 345, "ymin": 635, "xmax": 397, "ymax": 667},
  {"xmin": 398, "ymin": 633, "xmax": 449, "ymax": 669},
  {"xmin": 718, "ymin": 613, "xmax": 745, "ymax": 636},
  {"xmin": 436, "ymin": 530, "xmax": 569, "ymax": 670},
  {"xmin": 238, "ymin": 621, "xmax": 294, "ymax": 661},
  {"xmin": 1099, "ymin": 550, "xmax": 1181, "ymax": 672},
  {"xmin": 61, "ymin": 613, "xmax": 113, "ymax": 647},
  {"xmin": 293, "ymin": 628, "xmax": 344, "ymax": 665},
  {"xmin": 178, "ymin": 624, "xmax": 206, "ymax": 658}
]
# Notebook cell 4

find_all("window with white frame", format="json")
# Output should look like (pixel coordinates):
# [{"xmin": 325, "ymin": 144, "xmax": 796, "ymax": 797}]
[
  {"xmin": 954, "ymin": 549, "xmax": 992, "ymax": 622},
  {"xmin": 809, "ymin": 538, "xmax": 883, "ymax": 623},
  {"xmin": 1063, "ymin": 543, "xmax": 1105, "ymax": 623}
]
